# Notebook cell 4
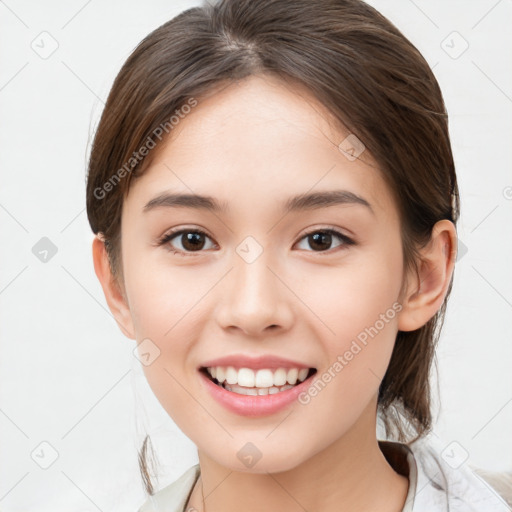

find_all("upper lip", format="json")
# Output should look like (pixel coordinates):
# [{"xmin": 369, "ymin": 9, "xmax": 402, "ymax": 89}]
[{"xmin": 199, "ymin": 354, "xmax": 315, "ymax": 370}]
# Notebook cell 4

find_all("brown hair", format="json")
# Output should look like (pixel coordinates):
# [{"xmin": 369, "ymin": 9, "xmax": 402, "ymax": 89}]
[{"xmin": 86, "ymin": 0, "xmax": 459, "ymax": 495}]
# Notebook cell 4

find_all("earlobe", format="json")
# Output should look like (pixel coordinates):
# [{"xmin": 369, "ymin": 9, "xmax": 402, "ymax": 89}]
[
  {"xmin": 92, "ymin": 235, "xmax": 136, "ymax": 339},
  {"xmin": 397, "ymin": 220, "xmax": 457, "ymax": 332}
]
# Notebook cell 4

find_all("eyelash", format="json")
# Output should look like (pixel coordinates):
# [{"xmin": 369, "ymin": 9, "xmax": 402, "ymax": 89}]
[{"xmin": 156, "ymin": 226, "xmax": 355, "ymax": 257}]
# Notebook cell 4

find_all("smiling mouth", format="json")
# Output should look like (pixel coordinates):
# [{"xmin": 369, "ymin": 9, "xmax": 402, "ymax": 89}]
[{"xmin": 199, "ymin": 367, "xmax": 317, "ymax": 396}]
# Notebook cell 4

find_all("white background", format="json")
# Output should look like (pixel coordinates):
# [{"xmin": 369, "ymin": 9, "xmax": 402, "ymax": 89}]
[{"xmin": 0, "ymin": 0, "xmax": 511, "ymax": 510}]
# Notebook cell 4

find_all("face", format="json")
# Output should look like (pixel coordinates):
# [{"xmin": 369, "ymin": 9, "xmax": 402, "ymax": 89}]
[{"xmin": 119, "ymin": 74, "xmax": 408, "ymax": 473}]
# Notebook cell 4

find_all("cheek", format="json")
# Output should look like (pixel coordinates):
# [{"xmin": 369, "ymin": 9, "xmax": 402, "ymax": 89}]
[
  {"xmin": 124, "ymin": 248, "xmax": 205, "ymax": 338},
  {"xmin": 294, "ymin": 279, "xmax": 402, "ymax": 452},
  {"xmin": 297, "ymin": 248, "xmax": 404, "ymax": 347},
  {"xmin": 292, "ymin": 245, "xmax": 404, "ymax": 416},
  {"xmin": 123, "ymin": 256, "xmax": 206, "ymax": 412}
]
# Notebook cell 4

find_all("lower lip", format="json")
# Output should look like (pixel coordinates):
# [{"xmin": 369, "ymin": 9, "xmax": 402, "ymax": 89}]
[{"xmin": 198, "ymin": 370, "xmax": 315, "ymax": 417}]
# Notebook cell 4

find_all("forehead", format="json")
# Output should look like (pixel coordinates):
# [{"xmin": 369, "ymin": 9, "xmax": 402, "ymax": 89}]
[{"xmin": 125, "ymin": 74, "xmax": 395, "ymax": 220}]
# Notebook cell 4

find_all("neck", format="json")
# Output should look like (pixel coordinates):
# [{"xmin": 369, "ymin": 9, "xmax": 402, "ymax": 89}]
[{"xmin": 188, "ymin": 402, "xmax": 409, "ymax": 512}]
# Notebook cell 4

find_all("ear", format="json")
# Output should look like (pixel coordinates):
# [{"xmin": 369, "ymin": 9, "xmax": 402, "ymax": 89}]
[
  {"xmin": 397, "ymin": 220, "xmax": 457, "ymax": 332},
  {"xmin": 92, "ymin": 234, "xmax": 136, "ymax": 339}
]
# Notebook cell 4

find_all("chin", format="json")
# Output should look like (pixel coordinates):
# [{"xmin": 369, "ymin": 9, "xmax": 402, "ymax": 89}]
[{"xmin": 210, "ymin": 447, "xmax": 309, "ymax": 475}]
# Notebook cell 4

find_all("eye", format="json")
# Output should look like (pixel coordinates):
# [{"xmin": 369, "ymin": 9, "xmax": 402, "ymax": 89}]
[
  {"xmin": 157, "ymin": 226, "xmax": 355, "ymax": 256},
  {"xmin": 295, "ymin": 228, "xmax": 355, "ymax": 253},
  {"xmin": 157, "ymin": 228, "xmax": 216, "ymax": 256}
]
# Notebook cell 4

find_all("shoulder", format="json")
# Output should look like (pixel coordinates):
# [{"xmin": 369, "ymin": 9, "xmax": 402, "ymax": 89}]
[
  {"xmin": 470, "ymin": 468, "xmax": 512, "ymax": 508},
  {"xmin": 137, "ymin": 464, "xmax": 200, "ymax": 512},
  {"xmin": 405, "ymin": 437, "xmax": 512, "ymax": 511}
]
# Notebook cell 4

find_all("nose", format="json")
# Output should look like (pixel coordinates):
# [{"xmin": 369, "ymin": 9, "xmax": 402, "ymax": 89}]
[{"xmin": 215, "ymin": 250, "xmax": 294, "ymax": 337}]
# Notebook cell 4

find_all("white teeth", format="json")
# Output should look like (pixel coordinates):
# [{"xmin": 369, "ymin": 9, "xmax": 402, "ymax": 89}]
[
  {"xmin": 286, "ymin": 368, "xmax": 298, "ymax": 385},
  {"xmin": 255, "ymin": 369, "xmax": 274, "ymax": 388},
  {"xmin": 238, "ymin": 368, "xmax": 255, "ymax": 387},
  {"xmin": 273, "ymin": 368, "xmax": 287, "ymax": 386},
  {"xmin": 225, "ymin": 366, "xmax": 238, "ymax": 385},
  {"xmin": 298, "ymin": 368, "xmax": 309, "ymax": 382},
  {"xmin": 215, "ymin": 366, "xmax": 225, "ymax": 384},
  {"xmin": 225, "ymin": 383, "xmax": 294, "ymax": 396},
  {"xmin": 205, "ymin": 366, "xmax": 312, "ymax": 388}
]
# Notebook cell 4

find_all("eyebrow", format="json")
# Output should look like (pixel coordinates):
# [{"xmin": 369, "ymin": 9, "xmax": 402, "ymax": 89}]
[{"xmin": 143, "ymin": 190, "xmax": 373, "ymax": 215}]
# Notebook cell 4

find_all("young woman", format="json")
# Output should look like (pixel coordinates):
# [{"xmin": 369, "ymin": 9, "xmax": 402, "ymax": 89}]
[{"xmin": 86, "ymin": 0, "xmax": 512, "ymax": 510}]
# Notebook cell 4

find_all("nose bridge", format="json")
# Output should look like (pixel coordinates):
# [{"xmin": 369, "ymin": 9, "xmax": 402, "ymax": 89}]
[{"xmin": 216, "ymin": 239, "xmax": 293, "ymax": 335}]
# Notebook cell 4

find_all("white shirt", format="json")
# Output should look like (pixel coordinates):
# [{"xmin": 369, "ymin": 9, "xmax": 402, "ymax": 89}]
[{"xmin": 138, "ymin": 437, "xmax": 512, "ymax": 511}]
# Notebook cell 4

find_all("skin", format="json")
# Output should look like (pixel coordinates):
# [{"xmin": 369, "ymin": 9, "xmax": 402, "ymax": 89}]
[{"xmin": 93, "ymin": 73, "xmax": 457, "ymax": 511}]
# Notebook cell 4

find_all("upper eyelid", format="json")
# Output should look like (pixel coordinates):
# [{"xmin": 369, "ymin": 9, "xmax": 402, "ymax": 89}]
[{"xmin": 159, "ymin": 227, "xmax": 215, "ymax": 244}]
